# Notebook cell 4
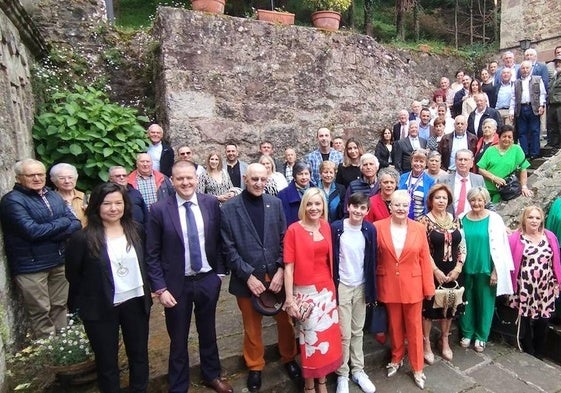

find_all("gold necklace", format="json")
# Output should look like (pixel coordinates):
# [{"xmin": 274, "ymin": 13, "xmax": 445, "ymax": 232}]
[{"xmin": 431, "ymin": 212, "xmax": 454, "ymax": 229}]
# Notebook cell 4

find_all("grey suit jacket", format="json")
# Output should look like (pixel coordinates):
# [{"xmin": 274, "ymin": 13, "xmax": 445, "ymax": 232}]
[
  {"xmin": 438, "ymin": 173, "xmax": 485, "ymax": 215},
  {"xmin": 221, "ymin": 193, "xmax": 286, "ymax": 297}
]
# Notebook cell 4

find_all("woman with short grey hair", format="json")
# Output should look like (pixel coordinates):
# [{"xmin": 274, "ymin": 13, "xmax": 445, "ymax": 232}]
[{"xmin": 50, "ymin": 163, "xmax": 87, "ymax": 226}]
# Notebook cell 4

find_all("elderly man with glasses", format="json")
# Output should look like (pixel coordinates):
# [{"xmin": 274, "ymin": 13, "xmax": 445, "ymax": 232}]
[
  {"xmin": 108, "ymin": 165, "xmax": 148, "ymax": 225},
  {"xmin": 0, "ymin": 158, "xmax": 82, "ymax": 339},
  {"xmin": 177, "ymin": 145, "xmax": 206, "ymax": 177}
]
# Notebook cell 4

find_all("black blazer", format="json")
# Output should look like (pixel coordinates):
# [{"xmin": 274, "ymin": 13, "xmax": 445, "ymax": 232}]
[
  {"xmin": 393, "ymin": 137, "xmax": 427, "ymax": 173},
  {"xmin": 392, "ymin": 122, "xmax": 405, "ymax": 141},
  {"xmin": 374, "ymin": 141, "xmax": 394, "ymax": 169},
  {"xmin": 467, "ymin": 107, "xmax": 503, "ymax": 138},
  {"xmin": 160, "ymin": 143, "xmax": 175, "ymax": 177},
  {"xmin": 65, "ymin": 228, "xmax": 152, "ymax": 321}
]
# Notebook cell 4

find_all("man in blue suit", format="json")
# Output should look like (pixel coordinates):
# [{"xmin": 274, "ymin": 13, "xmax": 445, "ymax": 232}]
[
  {"xmin": 221, "ymin": 163, "xmax": 300, "ymax": 392},
  {"xmin": 146, "ymin": 160, "xmax": 233, "ymax": 393}
]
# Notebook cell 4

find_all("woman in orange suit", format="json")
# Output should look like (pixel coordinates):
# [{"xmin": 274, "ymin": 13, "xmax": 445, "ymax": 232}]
[{"xmin": 374, "ymin": 189, "xmax": 435, "ymax": 390}]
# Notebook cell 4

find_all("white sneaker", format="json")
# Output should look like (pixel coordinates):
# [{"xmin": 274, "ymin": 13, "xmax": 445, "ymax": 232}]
[
  {"xmin": 352, "ymin": 370, "xmax": 376, "ymax": 393},
  {"xmin": 336, "ymin": 376, "xmax": 350, "ymax": 393}
]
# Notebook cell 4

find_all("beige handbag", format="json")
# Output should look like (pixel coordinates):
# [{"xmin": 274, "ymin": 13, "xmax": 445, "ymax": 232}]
[{"xmin": 433, "ymin": 281, "xmax": 465, "ymax": 316}]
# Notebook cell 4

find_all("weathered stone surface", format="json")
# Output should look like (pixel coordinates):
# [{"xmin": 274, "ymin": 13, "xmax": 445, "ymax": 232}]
[
  {"xmin": 154, "ymin": 8, "xmax": 465, "ymax": 162},
  {"xmin": 0, "ymin": 1, "xmax": 45, "ymax": 390},
  {"xmin": 500, "ymin": 0, "xmax": 561, "ymax": 58}
]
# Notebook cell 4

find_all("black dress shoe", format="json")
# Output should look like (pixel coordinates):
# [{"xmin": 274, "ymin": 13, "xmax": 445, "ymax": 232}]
[
  {"xmin": 247, "ymin": 370, "xmax": 262, "ymax": 392},
  {"xmin": 284, "ymin": 360, "xmax": 302, "ymax": 379}
]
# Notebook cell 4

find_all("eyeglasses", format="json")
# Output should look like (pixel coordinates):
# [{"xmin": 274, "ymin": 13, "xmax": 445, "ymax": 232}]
[
  {"xmin": 112, "ymin": 174, "xmax": 128, "ymax": 178},
  {"xmin": 22, "ymin": 173, "xmax": 46, "ymax": 179},
  {"xmin": 179, "ymin": 152, "xmax": 192, "ymax": 156}
]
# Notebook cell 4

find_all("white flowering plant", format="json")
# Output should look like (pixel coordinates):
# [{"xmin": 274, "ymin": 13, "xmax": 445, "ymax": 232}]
[
  {"xmin": 303, "ymin": 0, "xmax": 351, "ymax": 13},
  {"xmin": 10, "ymin": 314, "xmax": 93, "ymax": 367}
]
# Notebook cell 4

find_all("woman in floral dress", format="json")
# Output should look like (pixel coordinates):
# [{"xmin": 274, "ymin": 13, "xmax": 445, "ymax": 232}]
[
  {"xmin": 283, "ymin": 188, "xmax": 342, "ymax": 393},
  {"xmin": 508, "ymin": 205, "xmax": 561, "ymax": 359},
  {"xmin": 418, "ymin": 184, "xmax": 466, "ymax": 363},
  {"xmin": 198, "ymin": 152, "xmax": 236, "ymax": 204}
]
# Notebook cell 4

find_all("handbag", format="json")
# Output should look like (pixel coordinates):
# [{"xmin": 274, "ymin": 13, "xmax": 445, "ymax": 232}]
[
  {"xmin": 498, "ymin": 172, "xmax": 522, "ymax": 201},
  {"xmin": 364, "ymin": 302, "xmax": 388, "ymax": 334},
  {"xmin": 433, "ymin": 281, "xmax": 465, "ymax": 317}
]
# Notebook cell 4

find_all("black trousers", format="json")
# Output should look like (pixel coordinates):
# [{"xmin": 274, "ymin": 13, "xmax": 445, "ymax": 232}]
[
  {"xmin": 84, "ymin": 296, "xmax": 150, "ymax": 393},
  {"xmin": 520, "ymin": 316, "xmax": 550, "ymax": 359}
]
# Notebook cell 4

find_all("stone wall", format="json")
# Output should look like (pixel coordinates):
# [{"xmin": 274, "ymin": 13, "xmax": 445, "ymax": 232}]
[
  {"xmin": 153, "ymin": 8, "xmax": 465, "ymax": 163},
  {"xmin": 0, "ymin": 0, "xmax": 47, "ymax": 390},
  {"xmin": 500, "ymin": 0, "xmax": 561, "ymax": 61}
]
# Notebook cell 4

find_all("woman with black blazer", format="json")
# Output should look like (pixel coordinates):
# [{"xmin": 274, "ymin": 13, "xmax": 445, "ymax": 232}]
[
  {"xmin": 66, "ymin": 182, "xmax": 152, "ymax": 393},
  {"xmin": 374, "ymin": 128, "xmax": 395, "ymax": 169}
]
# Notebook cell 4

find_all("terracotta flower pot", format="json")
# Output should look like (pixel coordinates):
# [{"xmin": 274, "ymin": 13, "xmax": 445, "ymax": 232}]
[
  {"xmin": 311, "ymin": 10, "xmax": 341, "ymax": 31},
  {"xmin": 191, "ymin": 0, "xmax": 226, "ymax": 14},
  {"xmin": 256, "ymin": 9, "xmax": 295, "ymax": 25}
]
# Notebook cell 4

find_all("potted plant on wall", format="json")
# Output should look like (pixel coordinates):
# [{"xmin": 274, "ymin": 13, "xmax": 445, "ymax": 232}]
[
  {"xmin": 303, "ymin": 0, "xmax": 351, "ymax": 30},
  {"xmin": 257, "ymin": 1, "xmax": 295, "ymax": 25},
  {"xmin": 191, "ymin": 0, "xmax": 226, "ymax": 14}
]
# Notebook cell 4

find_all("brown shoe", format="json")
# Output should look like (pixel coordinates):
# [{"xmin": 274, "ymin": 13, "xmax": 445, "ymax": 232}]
[{"xmin": 204, "ymin": 378, "xmax": 234, "ymax": 393}]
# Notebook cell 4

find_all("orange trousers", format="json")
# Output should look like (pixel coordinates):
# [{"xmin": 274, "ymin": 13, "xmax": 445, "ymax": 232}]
[
  {"xmin": 386, "ymin": 301, "xmax": 424, "ymax": 372},
  {"xmin": 236, "ymin": 297, "xmax": 298, "ymax": 370}
]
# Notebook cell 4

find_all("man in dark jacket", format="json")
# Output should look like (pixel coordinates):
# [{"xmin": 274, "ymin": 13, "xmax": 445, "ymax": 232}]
[
  {"xmin": 108, "ymin": 165, "xmax": 148, "ymax": 225},
  {"xmin": 467, "ymin": 93, "xmax": 503, "ymax": 138},
  {"xmin": 0, "ymin": 159, "xmax": 81, "ymax": 338}
]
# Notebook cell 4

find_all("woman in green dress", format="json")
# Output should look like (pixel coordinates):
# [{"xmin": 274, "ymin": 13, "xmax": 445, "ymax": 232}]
[
  {"xmin": 477, "ymin": 125, "xmax": 533, "ymax": 203},
  {"xmin": 459, "ymin": 187, "xmax": 514, "ymax": 352}
]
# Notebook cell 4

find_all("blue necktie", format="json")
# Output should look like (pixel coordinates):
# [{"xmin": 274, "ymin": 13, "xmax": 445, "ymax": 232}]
[{"xmin": 184, "ymin": 201, "xmax": 202, "ymax": 272}]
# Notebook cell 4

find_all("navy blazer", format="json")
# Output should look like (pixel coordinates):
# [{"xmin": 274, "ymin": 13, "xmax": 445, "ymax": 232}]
[
  {"xmin": 65, "ymin": 229, "xmax": 152, "ymax": 320},
  {"xmin": 221, "ymin": 193, "xmax": 286, "ymax": 297},
  {"xmin": 331, "ymin": 219, "xmax": 377, "ymax": 304},
  {"xmin": 159, "ymin": 143, "xmax": 175, "ymax": 178},
  {"xmin": 145, "ymin": 193, "xmax": 226, "ymax": 297},
  {"xmin": 393, "ymin": 137, "xmax": 428, "ymax": 173}
]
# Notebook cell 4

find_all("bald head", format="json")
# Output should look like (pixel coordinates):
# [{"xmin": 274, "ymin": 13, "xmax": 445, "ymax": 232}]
[{"xmin": 244, "ymin": 163, "xmax": 268, "ymax": 197}]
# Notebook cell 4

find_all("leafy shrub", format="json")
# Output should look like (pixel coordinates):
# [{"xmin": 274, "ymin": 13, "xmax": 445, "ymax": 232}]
[
  {"xmin": 302, "ymin": 0, "xmax": 352, "ymax": 13},
  {"xmin": 33, "ymin": 85, "xmax": 148, "ymax": 191}
]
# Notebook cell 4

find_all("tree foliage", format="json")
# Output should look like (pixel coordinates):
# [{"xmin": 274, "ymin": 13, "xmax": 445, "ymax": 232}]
[{"xmin": 32, "ymin": 85, "xmax": 148, "ymax": 191}]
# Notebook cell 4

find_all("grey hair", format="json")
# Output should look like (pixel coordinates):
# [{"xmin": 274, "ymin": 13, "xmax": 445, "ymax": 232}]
[
  {"xmin": 359, "ymin": 153, "xmax": 379, "ymax": 169},
  {"xmin": 14, "ymin": 159, "xmax": 45, "ymax": 176},
  {"xmin": 108, "ymin": 166, "xmax": 127, "ymax": 175},
  {"xmin": 378, "ymin": 167, "xmax": 400, "ymax": 182},
  {"xmin": 482, "ymin": 118, "xmax": 498, "ymax": 129},
  {"xmin": 50, "ymin": 163, "xmax": 78, "ymax": 182},
  {"xmin": 466, "ymin": 186, "xmax": 491, "ymax": 204}
]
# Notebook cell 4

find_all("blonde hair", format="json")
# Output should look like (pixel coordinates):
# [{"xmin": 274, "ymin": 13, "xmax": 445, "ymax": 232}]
[
  {"xmin": 519, "ymin": 205, "xmax": 545, "ymax": 233},
  {"xmin": 298, "ymin": 188, "xmax": 328, "ymax": 222}
]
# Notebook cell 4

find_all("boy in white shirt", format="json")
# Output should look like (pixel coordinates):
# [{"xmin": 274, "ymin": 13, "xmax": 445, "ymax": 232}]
[{"xmin": 331, "ymin": 192, "xmax": 378, "ymax": 393}]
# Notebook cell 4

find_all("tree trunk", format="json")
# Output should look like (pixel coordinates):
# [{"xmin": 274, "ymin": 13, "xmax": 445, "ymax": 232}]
[
  {"xmin": 413, "ymin": 0, "xmax": 419, "ymax": 42},
  {"xmin": 455, "ymin": 0, "xmax": 459, "ymax": 49},
  {"xmin": 364, "ymin": 0, "xmax": 375, "ymax": 37}
]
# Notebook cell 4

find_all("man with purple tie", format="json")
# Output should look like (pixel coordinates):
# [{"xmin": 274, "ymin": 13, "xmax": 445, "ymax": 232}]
[{"xmin": 146, "ymin": 160, "xmax": 233, "ymax": 393}]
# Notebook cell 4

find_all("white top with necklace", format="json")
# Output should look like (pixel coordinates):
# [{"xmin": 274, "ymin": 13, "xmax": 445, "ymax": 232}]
[{"xmin": 106, "ymin": 235, "xmax": 144, "ymax": 305}]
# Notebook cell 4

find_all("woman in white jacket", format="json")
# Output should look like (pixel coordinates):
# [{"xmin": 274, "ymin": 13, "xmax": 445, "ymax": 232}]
[{"xmin": 460, "ymin": 187, "xmax": 514, "ymax": 352}]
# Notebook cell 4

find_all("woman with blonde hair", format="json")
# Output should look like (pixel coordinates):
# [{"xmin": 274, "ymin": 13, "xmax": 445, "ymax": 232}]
[
  {"xmin": 507, "ymin": 205, "xmax": 561, "ymax": 359},
  {"xmin": 198, "ymin": 152, "xmax": 236, "ymax": 204},
  {"xmin": 258, "ymin": 154, "xmax": 288, "ymax": 196},
  {"xmin": 283, "ymin": 188, "xmax": 342, "ymax": 393}
]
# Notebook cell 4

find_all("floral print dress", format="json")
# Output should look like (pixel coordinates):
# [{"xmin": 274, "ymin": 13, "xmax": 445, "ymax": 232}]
[{"xmin": 509, "ymin": 235, "xmax": 558, "ymax": 319}]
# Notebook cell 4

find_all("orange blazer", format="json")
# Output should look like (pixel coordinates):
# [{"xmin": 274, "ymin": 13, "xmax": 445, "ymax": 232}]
[{"xmin": 374, "ymin": 217, "xmax": 435, "ymax": 304}]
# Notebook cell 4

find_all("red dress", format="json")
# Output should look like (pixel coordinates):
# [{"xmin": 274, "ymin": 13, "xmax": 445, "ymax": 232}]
[{"xmin": 284, "ymin": 221, "xmax": 342, "ymax": 378}]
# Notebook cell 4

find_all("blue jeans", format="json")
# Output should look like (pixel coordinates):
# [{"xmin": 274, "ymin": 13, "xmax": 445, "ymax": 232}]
[{"xmin": 516, "ymin": 105, "xmax": 541, "ymax": 157}]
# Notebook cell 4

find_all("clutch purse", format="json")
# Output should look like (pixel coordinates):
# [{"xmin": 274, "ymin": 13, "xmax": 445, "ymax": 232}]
[
  {"xmin": 364, "ymin": 302, "xmax": 388, "ymax": 334},
  {"xmin": 433, "ymin": 281, "xmax": 465, "ymax": 317},
  {"xmin": 296, "ymin": 298, "xmax": 314, "ymax": 322}
]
